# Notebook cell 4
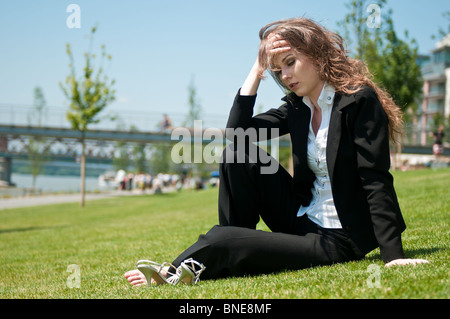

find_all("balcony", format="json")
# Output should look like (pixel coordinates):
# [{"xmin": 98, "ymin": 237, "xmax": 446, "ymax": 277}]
[
  {"xmin": 421, "ymin": 62, "xmax": 446, "ymax": 81},
  {"xmin": 425, "ymin": 89, "xmax": 446, "ymax": 100}
]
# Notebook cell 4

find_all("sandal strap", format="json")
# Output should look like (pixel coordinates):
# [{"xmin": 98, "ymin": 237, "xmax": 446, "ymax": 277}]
[
  {"xmin": 160, "ymin": 262, "xmax": 177, "ymax": 277},
  {"xmin": 182, "ymin": 258, "xmax": 206, "ymax": 283}
]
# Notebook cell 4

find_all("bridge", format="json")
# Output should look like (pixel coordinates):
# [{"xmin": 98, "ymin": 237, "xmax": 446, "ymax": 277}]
[{"xmin": 0, "ymin": 123, "xmax": 294, "ymax": 186}]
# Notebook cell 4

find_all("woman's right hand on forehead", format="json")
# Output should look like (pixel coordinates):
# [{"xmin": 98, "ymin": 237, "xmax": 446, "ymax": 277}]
[
  {"xmin": 241, "ymin": 35, "xmax": 291, "ymax": 96},
  {"xmin": 266, "ymin": 34, "xmax": 291, "ymax": 57}
]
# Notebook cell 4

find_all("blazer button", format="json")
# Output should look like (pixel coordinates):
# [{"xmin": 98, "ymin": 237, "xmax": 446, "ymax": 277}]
[{"xmin": 345, "ymin": 225, "xmax": 352, "ymax": 232}]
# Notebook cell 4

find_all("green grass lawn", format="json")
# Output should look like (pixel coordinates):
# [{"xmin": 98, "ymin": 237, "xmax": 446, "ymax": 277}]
[{"xmin": 0, "ymin": 168, "xmax": 448, "ymax": 299}]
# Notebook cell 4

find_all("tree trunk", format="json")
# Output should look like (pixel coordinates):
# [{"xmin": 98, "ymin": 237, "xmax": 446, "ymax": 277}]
[{"xmin": 80, "ymin": 134, "xmax": 86, "ymax": 207}]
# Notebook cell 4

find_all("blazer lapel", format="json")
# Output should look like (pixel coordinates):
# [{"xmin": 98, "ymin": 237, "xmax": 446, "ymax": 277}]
[
  {"xmin": 284, "ymin": 93, "xmax": 311, "ymax": 171},
  {"xmin": 327, "ymin": 93, "xmax": 355, "ymax": 181}
]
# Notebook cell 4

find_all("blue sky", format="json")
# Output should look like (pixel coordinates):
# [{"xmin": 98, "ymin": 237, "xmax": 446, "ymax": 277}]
[{"xmin": 0, "ymin": 0, "xmax": 449, "ymax": 129}]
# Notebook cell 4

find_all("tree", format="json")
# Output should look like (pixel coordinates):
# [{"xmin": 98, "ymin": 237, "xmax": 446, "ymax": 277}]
[
  {"xmin": 31, "ymin": 86, "xmax": 47, "ymax": 126},
  {"xmin": 183, "ymin": 77, "xmax": 202, "ymax": 128},
  {"xmin": 112, "ymin": 140, "xmax": 131, "ymax": 172},
  {"xmin": 182, "ymin": 77, "xmax": 211, "ymax": 177},
  {"xmin": 129, "ymin": 125, "xmax": 147, "ymax": 173},
  {"xmin": 133, "ymin": 142, "xmax": 147, "ymax": 173},
  {"xmin": 431, "ymin": 11, "xmax": 450, "ymax": 41},
  {"xmin": 27, "ymin": 86, "xmax": 50, "ymax": 191},
  {"xmin": 375, "ymin": 21, "xmax": 422, "ymax": 111},
  {"xmin": 338, "ymin": 0, "xmax": 422, "ymax": 112},
  {"xmin": 59, "ymin": 26, "xmax": 116, "ymax": 207},
  {"xmin": 337, "ymin": 0, "xmax": 387, "ymax": 60},
  {"xmin": 148, "ymin": 143, "xmax": 172, "ymax": 175}
]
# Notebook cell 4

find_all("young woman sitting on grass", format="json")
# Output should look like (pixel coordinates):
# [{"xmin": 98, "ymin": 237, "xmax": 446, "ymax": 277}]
[{"xmin": 125, "ymin": 17, "xmax": 428, "ymax": 287}]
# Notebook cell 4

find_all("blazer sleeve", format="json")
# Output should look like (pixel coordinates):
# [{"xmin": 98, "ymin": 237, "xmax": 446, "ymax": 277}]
[
  {"xmin": 226, "ymin": 89, "xmax": 290, "ymax": 140},
  {"xmin": 352, "ymin": 88, "xmax": 406, "ymax": 263}
]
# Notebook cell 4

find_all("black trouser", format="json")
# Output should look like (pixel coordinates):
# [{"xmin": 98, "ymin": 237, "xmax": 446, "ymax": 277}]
[{"xmin": 172, "ymin": 143, "xmax": 361, "ymax": 280}]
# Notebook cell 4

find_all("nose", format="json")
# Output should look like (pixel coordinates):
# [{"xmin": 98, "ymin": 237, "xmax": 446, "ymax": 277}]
[{"xmin": 281, "ymin": 67, "xmax": 291, "ymax": 83}]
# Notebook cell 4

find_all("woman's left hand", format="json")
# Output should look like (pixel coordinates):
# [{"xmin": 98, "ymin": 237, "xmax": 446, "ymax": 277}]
[{"xmin": 385, "ymin": 258, "xmax": 429, "ymax": 267}]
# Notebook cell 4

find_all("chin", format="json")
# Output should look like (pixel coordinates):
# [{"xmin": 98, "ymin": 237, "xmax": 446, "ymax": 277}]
[{"xmin": 293, "ymin": 88, "xmax": 307, "ymax": 97}]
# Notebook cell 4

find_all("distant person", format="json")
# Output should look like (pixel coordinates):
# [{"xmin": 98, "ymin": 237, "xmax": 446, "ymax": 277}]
[
  {"xmin": 115, "ymin": 169, "xmax": 126, "ymax": 190},
  {"xmin": 125, "ymin": 17, "xmax": 428, "ymax": 287},
  {"xmin": 159, "ymin": 114, "xmax": 173, "ymax": 132},
  {"xmin": 431, "ymin": 125, "xmax": 445, "ymax": 159}
]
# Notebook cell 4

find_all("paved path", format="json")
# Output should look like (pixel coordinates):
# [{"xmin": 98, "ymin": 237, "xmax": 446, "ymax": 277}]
[{"xmin": 0, "ymin": 190, "xmax": 156, "ymax": 210}]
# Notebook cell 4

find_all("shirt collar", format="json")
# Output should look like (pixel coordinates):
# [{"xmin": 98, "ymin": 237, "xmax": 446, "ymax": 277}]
[{"xmin": 302, "ymin": 82, "xmax": 336, "ymax": 110}]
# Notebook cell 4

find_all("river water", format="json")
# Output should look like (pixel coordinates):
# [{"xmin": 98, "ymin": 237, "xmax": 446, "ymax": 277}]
[{"xmin": 2, "ymin": 173, "xmax": 107, "ymax": 197}]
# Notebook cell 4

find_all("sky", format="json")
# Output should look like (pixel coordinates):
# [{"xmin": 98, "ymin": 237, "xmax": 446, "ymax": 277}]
[{"xmin": 0, "ymin": 0, "xmax": 449, "ymax": 130}]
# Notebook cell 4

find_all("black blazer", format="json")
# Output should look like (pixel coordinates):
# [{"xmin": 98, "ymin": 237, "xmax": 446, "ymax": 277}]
[{"xmin": 227, "ymin": 86, "xmax": 406, "ymax": 263}]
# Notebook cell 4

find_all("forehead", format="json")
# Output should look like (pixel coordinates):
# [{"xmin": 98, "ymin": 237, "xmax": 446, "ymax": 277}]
[{"xmin": 272, "ymin": 51, "xmax": 295, "ymax": 68}]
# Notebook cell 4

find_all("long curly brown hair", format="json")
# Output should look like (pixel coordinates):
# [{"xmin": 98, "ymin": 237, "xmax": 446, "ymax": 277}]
[{"xmin": 257, "ymin": 17, "xmax": 403, "ymax": 142}]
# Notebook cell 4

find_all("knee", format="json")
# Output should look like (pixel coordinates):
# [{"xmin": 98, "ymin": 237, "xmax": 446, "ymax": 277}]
[
  {"xmin": 202, "ymin": 225, "xmax": 230, "ymax": 243},
  {"xmin": 201, "ymin": 225, "xmax": 242, "ymax": 247}
]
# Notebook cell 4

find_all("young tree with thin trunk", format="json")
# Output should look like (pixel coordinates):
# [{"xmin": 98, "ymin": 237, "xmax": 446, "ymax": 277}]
[
  {"xmin": 59, "ymin": 26, "xmax": 116, "ymax": 207},
  {"xmin": 27, "ymin": 86, "xmax": 49, "ymax": 192}
]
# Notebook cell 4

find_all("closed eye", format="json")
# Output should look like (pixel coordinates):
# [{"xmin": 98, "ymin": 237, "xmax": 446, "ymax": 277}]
[{"xmin": 286, "ymin": 59, "xmax": 295, "ymax": 67}]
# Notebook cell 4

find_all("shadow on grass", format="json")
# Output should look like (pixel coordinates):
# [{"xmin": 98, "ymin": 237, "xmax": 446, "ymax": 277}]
[
  {"xmin": 0, "ymin": 225, "xmax": 69, "ymax": 234},
  {"xmin": 363, "ymin": 247, "xmax": 444, "ymax": 262}
]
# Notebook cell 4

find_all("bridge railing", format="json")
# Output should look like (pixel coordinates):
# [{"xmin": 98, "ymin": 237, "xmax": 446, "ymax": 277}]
[{"xmin": 0, "ymin": 103, "xmax": 227, "ymax": 132}]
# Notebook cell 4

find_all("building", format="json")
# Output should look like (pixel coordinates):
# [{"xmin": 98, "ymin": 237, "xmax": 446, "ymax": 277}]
[{"xmin": 418, "ymin": 33, "xmax": 450, "ymax": 145}]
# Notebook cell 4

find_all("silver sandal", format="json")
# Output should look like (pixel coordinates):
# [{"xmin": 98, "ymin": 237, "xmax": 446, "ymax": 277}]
[
  {"xmin": 135, "ymin": 260, "xmax": 178, "ymax": 286},
  {"xmin": 172, "ymin": 258, "xmax": 206, "ymax": 285}
]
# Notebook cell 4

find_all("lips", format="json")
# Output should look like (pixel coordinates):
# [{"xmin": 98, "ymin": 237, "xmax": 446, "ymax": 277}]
[{"xmin": 289, "ymin": 82, "xmax": 299, "ymax": 90}]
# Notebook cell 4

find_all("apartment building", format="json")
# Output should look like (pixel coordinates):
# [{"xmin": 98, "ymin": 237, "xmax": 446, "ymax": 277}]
[{"xmin": 418, "ymin": 33, "xmax": 450, "ymax": 145}]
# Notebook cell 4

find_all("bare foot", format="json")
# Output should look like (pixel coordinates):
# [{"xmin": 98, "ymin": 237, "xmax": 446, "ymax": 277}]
[
  {"xmin": 124, "ymin": 269, "xmax": 148, "ymax": 286},
  {"xmin": 124, "ymin": 268, "xmax": 172, "ymax": 286}
]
